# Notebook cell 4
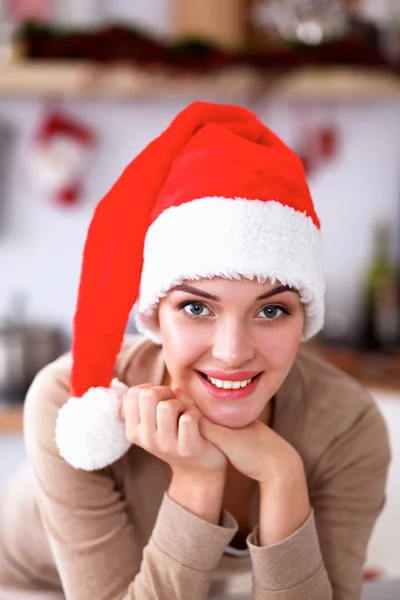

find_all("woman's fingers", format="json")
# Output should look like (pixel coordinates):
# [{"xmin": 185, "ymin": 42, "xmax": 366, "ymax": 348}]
[
  {"xmin": 120, "ymin": 383, "xmax": 152, "ymax": 420},
  {"xmin": 157, "ymin": 399, "xmax": 186, "ymax": 452},
  {"xmin": 124, "ymin": 385, "xmax": 176, "ymax": 443},
  {"xmin": 178, "ymin": 410, "xmax": 201, "ymax": 456},
  {"xmin": 122, "ymin": 384, "xmax": 226, "ymax": 472},
  {"xmin": 198, "ymin": 416, "xmax": 220, "ymax": 440},
  {"xmin": 171, "ymin": 389, "xmax": 203, "ymax": 454},
  {"xmin": 138, "ymin": 389, "xmax": 159, "ymax": 435},
  {"xmin": 199, "ymin": 417, "xmax": 232, "ymax": 453},
  {"xmin": 173, "ymin": 387, "xmax": 196, "ymax": 408},
  {"xmin": 122, "ymin": 385, "xmax": 152, "ymax": 431}
]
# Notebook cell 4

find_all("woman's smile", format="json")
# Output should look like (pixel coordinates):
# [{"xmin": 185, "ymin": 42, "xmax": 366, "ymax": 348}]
[{"xmin": 196, "ymin": 370, "xmax": 263, "ymax": 400}]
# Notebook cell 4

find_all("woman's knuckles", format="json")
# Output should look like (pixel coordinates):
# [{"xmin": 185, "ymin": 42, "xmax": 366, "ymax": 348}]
[
  {"xmin": 141, "ymin": 386, "xmax": 176, "ymax": 401},
  {"xmin": 178, "ymin": 446, "xmax": 195, "ymax": 459},
  {"xmin": 121, "ymin": 384, "xmax": 151, "ymax": 420},
  {"xmin": 124, "ymin": 384, "xmax": 175, "ymax": 408},
  {"xmin": 124, "ymin": 386, "xmax": 226, "ymax": 471},
  {"xmin": 157, "ymin": 399, "xmax": 183, "ymax": 414},
  {"xmin": 125, "ymin": 383, "xmax": 153, "ymax": 401},
  {"xmin": 180, "ymin": 411, "xmax": 199, "ymax": 427}
]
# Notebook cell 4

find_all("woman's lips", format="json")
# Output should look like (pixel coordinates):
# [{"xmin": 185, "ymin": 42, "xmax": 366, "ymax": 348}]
[
  {"xmin": 197, "ymin": 371, "xmax": 262, "ymax": 400},
  {"xmin": 201, "ymin": 370, "xmax": 262, "ymax": 381}
]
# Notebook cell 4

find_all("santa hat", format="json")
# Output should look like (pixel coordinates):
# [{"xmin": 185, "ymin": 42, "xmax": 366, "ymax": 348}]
[{"xmin": 55, "ymin": 101, "xmax": 324, "ymax": 471}]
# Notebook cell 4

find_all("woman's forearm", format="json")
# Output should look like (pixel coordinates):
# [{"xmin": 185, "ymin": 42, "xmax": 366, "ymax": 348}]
[
  {"xmin": 168, "ymin": 468, "xmax": 226, "ymax": 524},
  {"xmin": 258, "ymin": 456, "xmax": 310, "ymax": 547}
]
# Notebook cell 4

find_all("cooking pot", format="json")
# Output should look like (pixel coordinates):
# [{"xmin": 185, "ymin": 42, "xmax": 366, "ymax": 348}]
[{"xmin": 0, "ymin": 321, "xmax": 64, "ymax": 401}]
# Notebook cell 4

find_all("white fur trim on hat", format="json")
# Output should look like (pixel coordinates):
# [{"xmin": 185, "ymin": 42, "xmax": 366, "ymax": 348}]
[
  {"xmin": 55, "ymin": 379, "xmax": 130, "ymax": 471},
  {"xmin": 135, "ymin": 197, "xmax": 324, "ymax": 343}
]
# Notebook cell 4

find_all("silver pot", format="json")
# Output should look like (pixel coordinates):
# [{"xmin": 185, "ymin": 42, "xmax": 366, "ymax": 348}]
[{"xmin": 0, "ymin": 322, "xmax": 63, "ymax": 401}]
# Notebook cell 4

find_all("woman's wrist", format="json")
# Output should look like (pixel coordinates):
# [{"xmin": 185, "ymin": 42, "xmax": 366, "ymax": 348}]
[
  {"xmin": 168, "ymin": 467, "xmax": 226, "ymax": 525},
  {"xmin": 258, "ymin": 456, "xmax": 310, "ymax": 547}
]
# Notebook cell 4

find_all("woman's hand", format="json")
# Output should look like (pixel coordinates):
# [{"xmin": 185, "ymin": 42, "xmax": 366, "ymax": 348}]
[
  {"xmin": 121, "ymin": 384, "xmax": 227, "ymax": 476},
  {"xmin": 199, "ymin": 417, "xmax": 303, "ymax": 485},
  {"xmin": 199, "ymin": 417, "xmax": 310, "ymax": 543},
  {"xmin": 121, "ymin": 385, "xmax": 227, "ymax": 524}
]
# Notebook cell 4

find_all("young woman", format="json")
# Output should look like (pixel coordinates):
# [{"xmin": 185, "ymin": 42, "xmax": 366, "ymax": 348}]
[{"xmin": 0, "ymin": 102, "xmax": 390, "ymax": 600}]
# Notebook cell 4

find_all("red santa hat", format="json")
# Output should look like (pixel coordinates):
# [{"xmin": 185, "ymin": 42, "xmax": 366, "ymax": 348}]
[{"xmin": 56, "ymin": 101, "xmax": 324, "ymax": 471}]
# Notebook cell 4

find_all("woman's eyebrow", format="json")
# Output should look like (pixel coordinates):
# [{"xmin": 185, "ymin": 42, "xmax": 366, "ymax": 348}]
[
  {"xmin": 256, "ymin": 285, "xmax": 295, "ymax": 300},
  {"xmin": 172, "ymin": 284, "xmax": 295, "ymax": 302},
  {"xmin": 173, "ymin": 284, "xmax": 218, "ymax": 301}
]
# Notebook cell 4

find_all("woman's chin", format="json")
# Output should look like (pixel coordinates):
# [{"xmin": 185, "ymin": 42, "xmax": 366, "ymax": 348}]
[
  {"xmin": 202, "ymin": 406, "xmax": 256, "ymax": 429},
  {"xmin": 211, "ymin": 416, "xmax": 251, "ymax": 428}
]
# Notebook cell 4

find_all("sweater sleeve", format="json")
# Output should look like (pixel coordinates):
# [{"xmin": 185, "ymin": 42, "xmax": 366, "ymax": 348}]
[
  {"xmin": 247, "ymin": 511, "xmax": 331, "ymax": 599},
  {"xmin": 23, "ymin": 358, "xmax": 237, "ymax": 600},
  {"xmin": 130, "ymin": 494, "xmax": 237, "ymax": 600},
  {"xmin": 246, "ymin": 401, "xmax": 391, "ymax": 600}
]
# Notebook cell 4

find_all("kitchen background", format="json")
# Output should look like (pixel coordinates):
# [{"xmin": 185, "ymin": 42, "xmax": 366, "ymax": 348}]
[{"xmin": 1, "ymin": 0, "xmax": 400, "ymax": 595}]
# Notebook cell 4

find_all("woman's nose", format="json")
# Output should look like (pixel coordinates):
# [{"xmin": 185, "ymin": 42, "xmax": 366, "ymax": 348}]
[{"xmin": 211, "ymin": 319, "xmax": 255, "ymax": 368}]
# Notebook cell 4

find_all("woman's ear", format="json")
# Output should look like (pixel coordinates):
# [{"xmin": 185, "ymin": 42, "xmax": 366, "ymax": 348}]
[{"xmin": 155, "ymin": 300, "xmax": 164, "ymax": 337}]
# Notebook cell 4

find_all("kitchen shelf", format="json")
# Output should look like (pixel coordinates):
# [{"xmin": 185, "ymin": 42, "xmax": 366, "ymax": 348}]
[
  {"xmin": 1, "ymin": 61, "xmax": 400, "ymax": 100},
  {"xmin": 0, "ymin": 60, "xmax": 264, "ymax": 99},
  {"xmin": 269, "ymin": 67, "xmax": 400, "ymax": 101}
]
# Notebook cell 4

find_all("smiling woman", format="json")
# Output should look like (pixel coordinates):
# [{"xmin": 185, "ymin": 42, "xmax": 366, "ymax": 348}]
[
  {"xmin": 158, "ymin": 278, "xmax": 304, "ymax": 428},
  {"xmin": 0, "ymin": 102, "xmax": 391, "ymax": 600}
]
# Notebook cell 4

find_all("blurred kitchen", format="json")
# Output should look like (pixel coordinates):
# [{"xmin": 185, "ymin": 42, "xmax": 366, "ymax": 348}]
[{"xmin": 0, "ymin": 0, "xmax": 400, "ymax": 594}]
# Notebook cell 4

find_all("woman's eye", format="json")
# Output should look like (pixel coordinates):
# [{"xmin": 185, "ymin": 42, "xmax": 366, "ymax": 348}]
[
  {"xmin": 182, "ymin": 302, "xmax": 211, "ymax": 317},
  {"xmin": 257, "ymin": 305, "xmax": 286, "ymax": 320}
]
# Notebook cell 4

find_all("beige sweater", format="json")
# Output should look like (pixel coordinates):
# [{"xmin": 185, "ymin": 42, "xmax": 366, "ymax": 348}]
[{"xmin": 0, "ymin": 335, "xmax": 391, "ymax": 600}]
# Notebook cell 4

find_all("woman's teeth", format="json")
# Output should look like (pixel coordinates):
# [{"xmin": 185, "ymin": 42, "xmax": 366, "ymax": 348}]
[{"xmin": 205, "ymin": 375, "xmax": 253, "ymax": 389}]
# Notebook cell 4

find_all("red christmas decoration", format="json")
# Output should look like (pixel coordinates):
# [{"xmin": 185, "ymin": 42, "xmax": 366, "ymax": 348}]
[{"xmin": 27, "ymin": 111, "xmax": 96, "ymax": 206}]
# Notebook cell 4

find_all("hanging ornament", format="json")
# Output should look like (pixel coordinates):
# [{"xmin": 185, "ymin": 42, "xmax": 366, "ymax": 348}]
[
  {"xmin": 27, "ymin": 110, "xmax": 96, "ymax": 206},
  {"xmin": 291, "ymin": 105, "xmax": 340, "ymax": 177},
  {"xmin": 7, "ymin": 0, "xmax": 53, "ymax": 21}
]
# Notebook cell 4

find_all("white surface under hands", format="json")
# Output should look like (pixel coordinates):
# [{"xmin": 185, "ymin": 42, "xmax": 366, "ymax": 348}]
[{"xmin": 366, "ymin": 390, "xmax": 400, "ymax": 578}]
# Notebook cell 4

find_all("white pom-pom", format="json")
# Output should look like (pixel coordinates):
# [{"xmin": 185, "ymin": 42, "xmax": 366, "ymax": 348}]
[{"xmin": 55, "ymin": 379, "xmax": 130, "ymax": 471}]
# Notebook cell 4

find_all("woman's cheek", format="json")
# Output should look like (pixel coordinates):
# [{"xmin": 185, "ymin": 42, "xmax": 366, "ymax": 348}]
[
  {"xmin": 161, "ymin": 318, "xmax": 208, "ymax": 378},
  {"xmin": 256, "ymin": 324, "xmax": 301, "ymax": 370},
  {"xmin": 167, "ymin": 322, "xmax": 203, "ymax": 356}
]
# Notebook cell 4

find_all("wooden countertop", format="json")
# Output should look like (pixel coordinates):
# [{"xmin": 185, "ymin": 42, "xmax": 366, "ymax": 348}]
[
  {"xmin": 0, "ymin": 345, "xmax": 399, "ymax": 433},
  {"xmin": 0, "ymin": 403, "xmax": 24, "ymax": 433},
  {"xmin": 310, "ymin": 345, "xmax": 400, "ymax": 392}
]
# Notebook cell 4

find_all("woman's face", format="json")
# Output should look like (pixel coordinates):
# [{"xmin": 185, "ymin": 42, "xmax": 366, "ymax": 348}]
[{"xmin": 158, "ymin": 277, "xmax": 304, "ymax": 428}]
